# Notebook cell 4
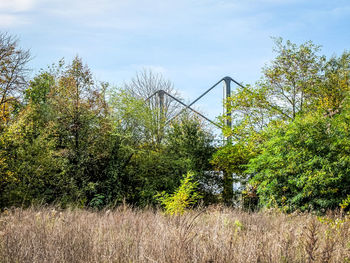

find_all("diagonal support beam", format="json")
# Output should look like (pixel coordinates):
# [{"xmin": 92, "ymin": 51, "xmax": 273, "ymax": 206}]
[
  {"xmin": 143, "ymin": 76, "xmax": 245, "ymax": 129},
  {"xmin": 162, "ymin": 91, "xmax": 221, "ymax": 128}
]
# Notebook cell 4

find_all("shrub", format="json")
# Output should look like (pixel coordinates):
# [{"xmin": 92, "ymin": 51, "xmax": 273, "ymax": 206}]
[{"xmin": 155, "ymin": 171, "xmax": 202, "ymax": 215}]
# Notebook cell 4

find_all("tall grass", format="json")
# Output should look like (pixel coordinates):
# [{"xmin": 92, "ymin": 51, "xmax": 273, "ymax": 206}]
[{"xmin": 0, "ymin": 206, "xmax": 349, "ymax": 262}]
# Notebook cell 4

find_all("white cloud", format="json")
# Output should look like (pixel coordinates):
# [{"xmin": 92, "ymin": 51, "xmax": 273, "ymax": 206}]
[
  {"xmin": 42, "ymin": 0, "xmax": 115, "ymax": 17},
  {"xmin": 132, "ymin": 64, "xmax": 168, "ymax": 75},
  {"xmin": 324, "ymin": 5, "xmax": 350, "ymax": 18},
  {"xmin": 0, "ymin": 0, "xmax": 37, "ymax": 27},
  {"xmin": 0, "ymin": 14, "xmax": 29, "ymax": 27},
  {"xmin": 39, "ymin": 0, "xmax": 188, "ymax": 30},
  {"xmin": 0, "ymin": 0, "xmax": 37, "ymax": 12}
]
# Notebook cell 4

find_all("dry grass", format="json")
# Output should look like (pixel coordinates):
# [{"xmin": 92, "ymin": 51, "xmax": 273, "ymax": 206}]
[{"xmin": 0, "ymin": 206, "xmax": 349, "ymax": 263}]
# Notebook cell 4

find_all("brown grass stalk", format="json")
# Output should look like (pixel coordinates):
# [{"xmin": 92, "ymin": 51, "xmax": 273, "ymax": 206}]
[{"xmin": 0, "ymin": 206, "xmax": 349, "ymax": 263}]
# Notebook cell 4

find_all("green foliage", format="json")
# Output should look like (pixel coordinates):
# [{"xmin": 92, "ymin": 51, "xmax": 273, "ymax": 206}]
[
  {"xmin": 2, "ymin": 34, "xmax": 350, "ymax": 214},
  {"xmin": 223, "ymin": 38, "xmax": 325, "ymax": 141},
  {"xmin": 0, "ymin": 57, "xmax": 114, "ymax": 208},
  {"xmin": 214, "ymin": 38, "xmax": 350, "ymax": 212},
  {"xmin": 247, "ymin": 109, "xmax": 350, "ymax": 212},
  {"xmin": 166, "ymin": 114, "xmax": 219, "ymax": 203},
  {"xmin": 89, "ymin": 194, "xmax": 105, "ymax": 209},
  {"xmin": 95, "ymin": 91, "xmax": 217, "ymax": 207},
  {"xmin": 340, "ymin": 195, "xmax": 350, "ymax": 211},
  {"xmin": 0, "ymin": 35, "xmax": 217, "ymax": 209},
  {"xmin": 109, "ymin": 89, "xmax": 157, "ymax": 145},
  {"xmin": 214, "ymin": 38, "xmax": 327, "ymax": 205},
  {"xmin": 155, "ymin": 171, "xmax": 202, "ymax": 215},
  {"xmin": 0, "ymin": 105, "xmax": 68, "ymax": 207}
]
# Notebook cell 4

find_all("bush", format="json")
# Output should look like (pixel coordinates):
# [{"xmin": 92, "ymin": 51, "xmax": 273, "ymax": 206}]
[
  {"xmin": 247, "ymin": 111, "xmax": 350, "ymax": 212},
  {"xmin": 155, "ymin": 171, "xmax": 202, "ymax": 215}
]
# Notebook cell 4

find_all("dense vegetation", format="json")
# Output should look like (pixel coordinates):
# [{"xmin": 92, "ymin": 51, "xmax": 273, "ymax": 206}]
[
  {"xmin": 0, "ymin": 32, "xmax": 217, "ymax": 209},
  {"xmin": 0, "ymin": 32, "xmax": 349, "ymax": 212},
  {"xmin": 213, "ymin": 39, "xmax": 350, "ymax": 212}
]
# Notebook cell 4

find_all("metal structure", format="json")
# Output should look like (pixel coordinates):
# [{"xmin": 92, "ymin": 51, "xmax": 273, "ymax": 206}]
[
  {"xmin": 145, "ymin": 76, "xmax": 244, "ymax": 130},
  {"xmin": 146, "ymin": 76, "xmax": 245, "ymax": 205},
  {"xmin": 223, "ymin": 77, "xmax": 232, "ymax": 129}
]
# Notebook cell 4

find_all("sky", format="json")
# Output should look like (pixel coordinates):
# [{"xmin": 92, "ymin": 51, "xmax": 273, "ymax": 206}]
[{"xmin": 1, "ymin": 0, "xmax": 350, "ymax": 130}]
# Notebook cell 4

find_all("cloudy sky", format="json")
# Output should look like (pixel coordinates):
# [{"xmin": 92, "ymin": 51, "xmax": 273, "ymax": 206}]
[{"xmin": 1, "ymin": 0, "xmax": 350, "ymax": 126}]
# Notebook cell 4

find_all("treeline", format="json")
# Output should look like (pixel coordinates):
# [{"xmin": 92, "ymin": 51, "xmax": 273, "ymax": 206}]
[
  {"xmin": 0, "ymin": 33, "xmax": 349, "ymax": 212},
  {"xmin": 0, "ymin": 32, "xmax": 217, "ymax": 209},
  {"xmin": 213, "ymin": 38, "xmax": 350, "ymax": 212}
]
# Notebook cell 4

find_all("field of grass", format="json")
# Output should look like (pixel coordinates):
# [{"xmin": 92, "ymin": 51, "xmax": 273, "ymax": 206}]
[{"xmin": 0, "ymin": 206, "xmax": 349, "ymax": 263}]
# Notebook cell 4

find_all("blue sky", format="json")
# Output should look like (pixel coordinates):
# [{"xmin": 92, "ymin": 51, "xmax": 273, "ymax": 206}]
[{"xmin": 1, "ymin": 0, "xmax": 350, "ymax": 128}]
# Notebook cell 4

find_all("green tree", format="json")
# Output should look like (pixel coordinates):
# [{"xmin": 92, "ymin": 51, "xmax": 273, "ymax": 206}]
[
  {"xmin": 0, "ymin": 57, "xmax": 114, "ymax": 208},
  {"xmin": 0, "ymin": 101, "xmax": 67, "ymax": 207},
  {"xmin": 316, "ymin": 51, "xmax": 350, "ymax": 116},
  {"xmin": 99, "ymin": 89, "xmax": 180, "ymax": 206},
  {"xmin": 215, "ymin": 39, "xmax": 349, "ymax": 207},
  {"xmin": 49, "ymin": 57, "xmax": 112, "ymax": 205},
  {"xmin": 247, "ymin": 108, "xmax": 350, "ymax": 212},
  {"xmin": 223, "ymin": 38, "xmax": 325, "ymax": 141},
  {"xmin": 166, "ymin": 114, "xmax": 219, "ymax": 203},
  {"xmin": 102, "ymin": 90, "xmax": 217, "ymax": 207}
]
